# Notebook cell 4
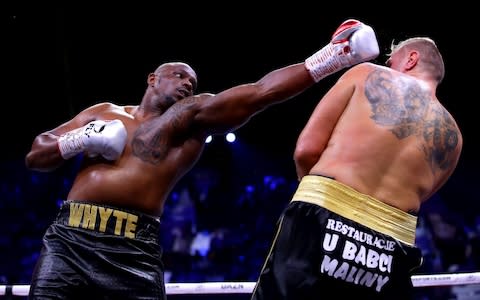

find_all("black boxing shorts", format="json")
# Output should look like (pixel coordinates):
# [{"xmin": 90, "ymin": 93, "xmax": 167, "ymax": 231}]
[
  {"xmin": 251, "ymin": 175, "xmax": 421, "ymax": 300},
  {"xmin": 29, "ymin": 200, "xmax": 166, "ymax": 300}
]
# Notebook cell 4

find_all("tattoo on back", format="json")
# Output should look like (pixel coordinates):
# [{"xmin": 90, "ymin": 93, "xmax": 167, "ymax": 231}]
[{"xmin": 365, "ymin": 69, "xmax": 459, "ymax": 173}]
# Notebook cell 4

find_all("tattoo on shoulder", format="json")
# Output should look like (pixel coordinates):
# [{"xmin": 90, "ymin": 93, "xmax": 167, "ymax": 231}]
[
  {"xmin": 131, "ymin": 121, "xmax": 167, "ymax": 165},
  {"xmin": 131, "ymin": 101, "xmax": 196, "ymax": 165},
  {"xmin": 365, "ymin": 69, "xmax": 459, "ymax": 173}
]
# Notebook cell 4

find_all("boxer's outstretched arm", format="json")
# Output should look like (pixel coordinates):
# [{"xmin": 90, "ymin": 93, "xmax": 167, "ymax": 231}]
[
  {"xmin": 194, "ymin": 63, "xmax": 313, "ymax": 135},
  {"xmin": 194, "ymin": 19, "xmax": 379, "ymax": 135}
]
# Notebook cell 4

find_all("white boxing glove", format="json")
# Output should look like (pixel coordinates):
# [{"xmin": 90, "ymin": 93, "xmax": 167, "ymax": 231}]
[
  {"xmin": 305, "ymin": 19, "xmax": 380, "ymax": 82},
  {"xmin": 58, "ymin": 119, "xmax": 128, "ymax": 161}
]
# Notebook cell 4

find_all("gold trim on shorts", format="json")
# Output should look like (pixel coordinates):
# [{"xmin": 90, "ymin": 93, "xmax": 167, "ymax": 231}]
[{"xmin": 291, "ymin": 175, "xmax": 417, "ymax": 246}]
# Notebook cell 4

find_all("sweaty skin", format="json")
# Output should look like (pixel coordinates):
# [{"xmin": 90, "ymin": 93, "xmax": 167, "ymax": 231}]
[
  {"xmin": 26, "ymin": 62, "xmax": 315, "ymax": 216},
  {"xmin": 294, "ymin": 62, "xmax": 462, "ymax": 213}
]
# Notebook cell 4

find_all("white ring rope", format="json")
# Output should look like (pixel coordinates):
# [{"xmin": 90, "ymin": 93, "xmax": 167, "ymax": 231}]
[{"xmin": 1, "ymin": 272, "xmax": 480, "ymax": 296}]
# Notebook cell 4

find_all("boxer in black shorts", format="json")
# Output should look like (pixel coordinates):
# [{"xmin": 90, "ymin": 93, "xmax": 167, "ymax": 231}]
[
  {"xmin": 251, "ymin": 175, "xmax": 421, "ymax": 300},
  {"xmin": 25, "ymin": 19, "xmax": 379, "ymax": 299},
  {"xmin": 29, "ymin": 201, "xmax": 165, "ymax": 299},
  {"xmin": 251, "ymin": 36, "xmax": 462, "ymax": 299}
]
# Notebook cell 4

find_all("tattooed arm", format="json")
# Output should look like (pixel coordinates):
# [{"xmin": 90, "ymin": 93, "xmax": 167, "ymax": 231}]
[{"xmin": 421, "ymin": 106, "xmax": 463, "ymax": 201}]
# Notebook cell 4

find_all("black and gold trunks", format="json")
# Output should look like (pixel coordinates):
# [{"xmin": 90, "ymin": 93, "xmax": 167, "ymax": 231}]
[
  {"xmin": 292, "ymin": 175, "xmax": 417, "ymax": 246},
  {"xmin": 56, "ymin": 200, "xmax": 160, "ymax": 242}
]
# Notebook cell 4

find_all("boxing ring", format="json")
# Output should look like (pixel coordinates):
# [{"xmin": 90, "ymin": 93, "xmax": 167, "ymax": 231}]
[{"xmin": 1, "ymin": 272, "xmax": 480, "ymax": 298}]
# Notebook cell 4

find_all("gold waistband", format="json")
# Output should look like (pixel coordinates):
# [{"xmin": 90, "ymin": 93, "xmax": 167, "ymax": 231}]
[{"xmin": 291, "ymin": 175, "xmax": 417, "ymax": 246}]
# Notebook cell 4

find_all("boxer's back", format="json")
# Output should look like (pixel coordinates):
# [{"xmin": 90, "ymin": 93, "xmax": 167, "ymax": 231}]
[{"xmin": 308, "ymin": 63, "xmax": 462, "ymax": 213}]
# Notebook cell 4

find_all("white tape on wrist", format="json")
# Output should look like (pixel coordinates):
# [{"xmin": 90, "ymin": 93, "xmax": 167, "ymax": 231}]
[
  {"xmin": 305, "ymin": 43, "xmax": 345, "ymax": 82},
  {"xmin": 58, "ymin": 130, "xmax": 85, "ymax": 159}
]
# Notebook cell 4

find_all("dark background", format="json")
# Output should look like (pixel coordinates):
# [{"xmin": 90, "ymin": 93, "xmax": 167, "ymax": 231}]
[
  {"xmin": 4, "ymin": 6, "xmax": 478, "ymax": 221},
  {"xmin": 2, "ymin": 6, "xmax": 479, "ymax": 300}
]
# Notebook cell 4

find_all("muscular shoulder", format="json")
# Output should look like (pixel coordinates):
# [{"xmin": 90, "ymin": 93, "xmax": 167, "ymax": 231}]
[
  {"xmin": 176, "ymin": 93, "xmax": 214, "ymax": 103},
  {"xmin": 74, "ymin": 102, "xmax": 128, "ymax": 123},
  {"xmin": 173, "ymin": 93, "xmax": 215, "ymax": 110},
  {"xmin": 331, "ymin": 63, "xmax": 381, "ymax": 90},
  {"xmin": 164, "ymin": 94, "xmax": 215, "ymax": 120},
  {"xmin": 343, "ymin": 62, "xmax": 381, "ymax": 78},
  {"xmin": 193, "ymin": 93, "xmax": 215, "ymax": 102},
  {"xmin": 83, "ymin": 102, "xmax": 124, "ymax": 114}
]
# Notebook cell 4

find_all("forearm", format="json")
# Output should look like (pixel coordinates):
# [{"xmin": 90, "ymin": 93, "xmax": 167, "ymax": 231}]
[
  {"xmin": 199, "ymin": 20, "xmax": 379, "ymax": 133},
  {"xmin": 255, "ymin": 63, "xmax": 315, "ymax": 104},
  {"xmin": 25, "ymin": 119, "xmax": 127, "ymax": 171},
  {"xmin": 228, "ymin": 63, "xmax": 315, "ymax": 121},
  {"xmin": 195, "ymin": 64, "xmax": 314, "ymax": 134},
  {"xmin": 25, "ymin": 133, "xmax": 66, "ymax": 172}
]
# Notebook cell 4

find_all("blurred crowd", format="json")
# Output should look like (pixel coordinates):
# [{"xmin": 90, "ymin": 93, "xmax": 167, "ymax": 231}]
[{"xmin": 1, "ymin": 157, "xmax": 479, "ymax": 299}]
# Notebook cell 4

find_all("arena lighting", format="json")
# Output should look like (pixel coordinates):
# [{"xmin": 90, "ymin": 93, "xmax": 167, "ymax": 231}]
[
  {"xmin": 204, "ymin": 133, "xmax": 236, "ymax": 144},
  {"xmin": 205, "ymin": 135, "xmax": 213, "ymax": 143},
  {"xmin": 225, "ymin": 133, "xmax": 236, "ymax": 143}
]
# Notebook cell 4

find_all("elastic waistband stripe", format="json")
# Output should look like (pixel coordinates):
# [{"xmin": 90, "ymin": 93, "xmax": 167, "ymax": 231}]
[{"xmin": 291, "ymin": 175, "xmax": 417, "ymax": 246}]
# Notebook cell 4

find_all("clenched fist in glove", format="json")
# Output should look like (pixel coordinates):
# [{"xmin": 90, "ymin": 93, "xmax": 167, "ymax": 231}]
[
  {"xmin": 58, "ymin": 119, "xmax": 128, "ymax": 161},
  {"xmin": 305, "ymin": 19, "xmax": 379, "ymax": 82}
]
